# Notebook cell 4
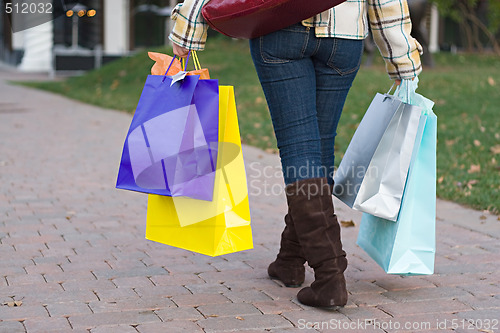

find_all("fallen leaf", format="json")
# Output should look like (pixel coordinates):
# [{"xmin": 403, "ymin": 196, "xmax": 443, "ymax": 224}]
[
  {"xmin": 235, "ymin": 316, "xmax": 245, "ymax": 321},
  {"xmin": 207, "ymin": 314, "xmax": 219, "ymax": 318},
  {"xmin": 4, "ymin": 301, "xmax": 22, "ymax": 307},
  {"xmin": 474, "ymin": 139, "xmax": 481, "ymax": 147},
  {"xmin": 438, "ymin": 176, "xmax": 444, "ymax": 184},
  {"xmin": 110, "ymin": 79, "xmax": 120, "ymax": 90},
  {"xmin": 467, "ymin": 180, "xmax": 478, "ymax": 189},
  {"xmin": 480, "ymin": 215, "xmax": 487, "ymax": 220},
  {"xmin": 445, "ymin": 139, "xmax": 457, "ymax": 147},
  {"xmin": 479, "ymin": 329, "xmax": 494, "ymax": 333},
  {"xmin": 253, "ymin": 122, "xmax": 262, "ymax": 129},
  {"xmin": 497, "ymin": 216, "xmax": 500, "ymax": 221},
  {"xmin": 468, "ymin": 164, "xmax": 481, "ymax": 174},
  {"xmin": 255, "ymin": 97, "xmax": 264, "ymax": 104},
  {"xmin": 341, "ymin": 220, "xmax": 355, "ymax": 228},
  {"xmin": 490, "ymin": 145, "xmax": 500, "ymax": 154},
  {"xmin": 480, "ymin": 126, "xmax": 486, "ymax": 133},
  {"xmin": 488, "ymin": 76, "xmax": 496, "ymax": 86},
  {"xmin": 265, "ymin": 148, "xmax": 278, "ymax": 154},
  {"xmin": 496, "ymin": 133, "xmax": 500, "ymax": 140}
]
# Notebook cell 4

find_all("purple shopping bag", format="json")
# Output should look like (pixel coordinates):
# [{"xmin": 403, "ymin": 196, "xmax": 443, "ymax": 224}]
[{"xmin": 116, "ymin": 74, "xmax": 220, "ymax": 201}]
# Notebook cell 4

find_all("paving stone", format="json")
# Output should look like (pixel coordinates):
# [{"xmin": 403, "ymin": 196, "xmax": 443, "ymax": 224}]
[
  {"xmin": 456, "ymin": 294, "xmax": 500, "ymax": 310},
  {"xmin": 154, "ymin": 307, "xmax": 205, "ymax": 321},
  {"xmin": 224, "ymin": 290, "xmax": 274, "ymax": 303},
  {"xmin": 133, "ymin": 285, "xmax": 191, "ymax": 299},
  {"xmin": 0, "ymin": 304, "xmax": 49, "ymax": 321},
  {"xmin": 61, "ymin": 279, "xmax": 116, "ymax": 291},
  {"xmin": 88, "ymin": 297, "xmax": 175, "ymax": 313},
  {"xmin": 93, "ymin": 287, "xmax": 140, "ymax": 302},
  {"xmin": 458, "ymin": 283, "xmax": 500, "ymax": 296},
  {"xmin": 378, "ymin": 299, "xmax": 472, "ymax": 316},
  {"xmin": 253, "ymin": 300, "xmax": 302, "ymax": 314},
  {"xmin": 93, "ymin": 267, "xmax": 168, "ymax": 280},
  {"xmin": 16, "ymin": 290, "xmax": 99, "ymax": 304},
  {"xmin": 185, "ymin": 283, "xmax": 230, "ymax": 294},
  {"xmin": 23, "ymin": 316, "xmax": 72, "ymax": 332},
  {"xmin": 382, "ymin": 286, "xmax": 470, "ymax": 302},
  {"xmin": 350, "ymin": 286, "xmax": 397, "ymax": 304},
  {"xmin": 170, "ymin": 293, "xmax": 231, "ymax": 307},
  {"xmin": 282, "ymin": 310, "xmax": 349, "ymax": 328},
  {"xmin": 338, "ymin": 306, "xmax": 392, "ymax": 321},
  {"xmin": 373, "ymin": 275, "xmax": 436, "ymax": 291},
  {"xmin": 136, "ymin": 320, "xmax": 204, "ymax": 333},
  {"xmin": 111, "ymin": 276, "xmax": 155, "ymax": 289},
  {"xmin": 346, "ymin": 280, "xmax": 387, "ymax": 294},
  {"xmin": 223, "ymin": 278, "xmax": 279, "ymax": 292},
  {"xmin": 148, "ymin": 273, "xmax": 204, "ymax": 286},
  {"xmin": 197, "ymin": 303, "xmax": 261, "ymax": 318},
  {"xmin": 5, "ymin": 273, "xmax": 46, "ymax": 286},
  {"xmin": 23, "ymin": 263, "xmax": 64, "ymax": 275},
  {"xmin": 0, "ymin": 320, "xmax": 25, "ymax": 333},
  {"xmin": 68, "ymin": 310, "xmax": 162, "ymax": 329},
  {"xmin": 198, "ymin": 314, "xmax": 294, "ymax": 332},
  {"xmin": 46, "ymin": 301, "xmax": 93, "ymax": 317},
  {"xmin": 90, "ymin": 324, "xmax": 139, "ymax": 333}
]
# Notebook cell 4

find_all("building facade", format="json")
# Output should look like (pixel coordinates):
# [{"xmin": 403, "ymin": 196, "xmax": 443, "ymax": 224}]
[{"xmin": 0, "ymin": 0, "xmax": 173, "ymax": 72}]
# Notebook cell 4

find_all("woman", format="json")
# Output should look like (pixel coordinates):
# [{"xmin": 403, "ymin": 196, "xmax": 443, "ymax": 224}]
[{"xmin": 170, "ymin": 0, "xmax": 422, "ymax": 308}]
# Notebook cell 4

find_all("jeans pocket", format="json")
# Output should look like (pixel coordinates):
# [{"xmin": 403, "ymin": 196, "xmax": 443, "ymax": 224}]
[
  {"xmin": 327, "ymin": 38, "xmax": 363, "ymax": 75},
  {"xmin": 259, "ymin": 28, "xmax": 308, "ymax": 64}
]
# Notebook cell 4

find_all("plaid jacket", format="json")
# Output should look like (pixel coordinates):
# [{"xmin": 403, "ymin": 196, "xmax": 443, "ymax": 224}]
[{"xmin": 169, "ymin": 0, "xmax": 422, "ymax": 79}]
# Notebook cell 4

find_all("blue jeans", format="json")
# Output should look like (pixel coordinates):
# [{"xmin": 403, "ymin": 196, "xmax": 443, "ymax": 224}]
[{"xmin": 250, "ymin": 24, "xmax": 363, "ymax": 185}]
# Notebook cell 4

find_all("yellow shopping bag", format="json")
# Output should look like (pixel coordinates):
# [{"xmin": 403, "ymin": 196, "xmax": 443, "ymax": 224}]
[{"xmin": 145, "ymin": 86, "xmax": 253, "ymax": 256}]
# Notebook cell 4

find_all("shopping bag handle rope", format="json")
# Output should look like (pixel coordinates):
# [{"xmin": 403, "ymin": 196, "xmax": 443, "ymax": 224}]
[{"xmin": 163, "ymin": 51, "xmax": 201, "ymax": 79}]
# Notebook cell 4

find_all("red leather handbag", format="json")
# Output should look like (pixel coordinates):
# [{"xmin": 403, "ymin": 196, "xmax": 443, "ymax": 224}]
[{"xmin": 201, "ymin": 0, "xmax": 347, "ymax": 39}]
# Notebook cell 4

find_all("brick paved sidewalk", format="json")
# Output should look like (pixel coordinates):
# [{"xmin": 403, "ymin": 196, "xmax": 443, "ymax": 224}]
[{"xmin": 0, "ymin": 68, "xmax": 499, "ymax": 333}]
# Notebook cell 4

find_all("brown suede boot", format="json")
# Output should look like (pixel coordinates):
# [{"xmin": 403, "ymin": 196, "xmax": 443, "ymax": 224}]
[
  {"xmin": 286, "ymin": 177, "xmax": 348, "ymax": 308},
  {"xmin": 268, "ymin": 213, "xmax": 306, "ymax": 287}
]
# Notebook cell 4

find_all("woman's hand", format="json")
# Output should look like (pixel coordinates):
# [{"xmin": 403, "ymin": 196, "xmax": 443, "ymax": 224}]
[
  {"xmin": 395, "ymin": 77, "xmax": 416, "ymax": 86},
  {"xmin": 172, "ymin": 43, "xmax": 190, "ymax": 58}
]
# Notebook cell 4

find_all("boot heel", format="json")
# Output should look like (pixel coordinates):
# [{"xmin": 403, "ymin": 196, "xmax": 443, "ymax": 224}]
[{"xmin": 284, "ymin": 283, "xmax": 302, "ymax": 288}]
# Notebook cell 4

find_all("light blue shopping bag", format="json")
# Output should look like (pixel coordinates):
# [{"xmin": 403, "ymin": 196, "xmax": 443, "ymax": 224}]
[{"xmin": 356, "ymin": 80, "xmax": 437, "ymax": 275}]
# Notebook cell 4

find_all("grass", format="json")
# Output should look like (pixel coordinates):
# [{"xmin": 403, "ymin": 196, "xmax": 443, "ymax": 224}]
[{"xmin": 19, "ymin": 37, "xmax": 500, "ymax": 214}]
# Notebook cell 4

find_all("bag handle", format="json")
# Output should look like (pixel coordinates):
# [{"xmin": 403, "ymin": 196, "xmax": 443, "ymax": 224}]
[
  {"xmin": 163, "ymin": 50, "xmax": 202, "ymax": 75},
  {"xmin": 395, "ymin": 79, "xmax": 415, "ymax": 104},
  {"xmin": 162, "ymin": 51, "xmax": 202, "ymax": 83}
]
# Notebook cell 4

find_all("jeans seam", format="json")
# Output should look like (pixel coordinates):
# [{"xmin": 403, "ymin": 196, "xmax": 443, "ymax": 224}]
[
  {"xmin": 301, "ymin": 30, "xmax": 309, "ymax": 57},
  {"xmin": 259, "ymin": 36, "xmax": 291, "ymax": 64},
  {"xmin": 327, "ymin": 39, "xmax": 362, "ymax": 75}
]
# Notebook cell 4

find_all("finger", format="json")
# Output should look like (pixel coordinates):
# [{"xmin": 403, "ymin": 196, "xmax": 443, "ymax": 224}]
[{"xmin": 172, "ymin": 44, "xmax": 189, "ymax": 58}]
